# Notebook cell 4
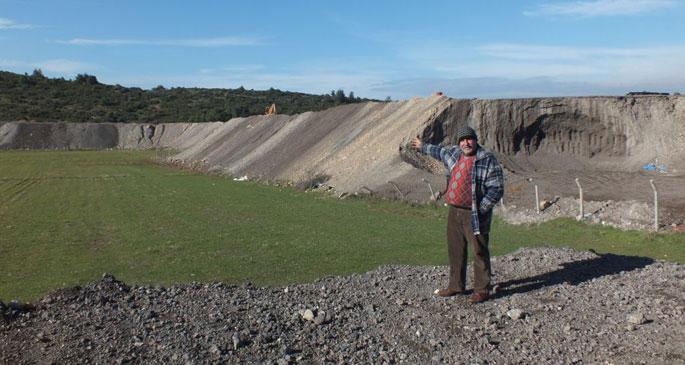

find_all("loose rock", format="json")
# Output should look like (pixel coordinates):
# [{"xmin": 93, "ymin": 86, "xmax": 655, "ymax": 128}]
[
  {"xmin": 627, "ymin": 312, "xmax": 647, "ymax": 325},
  {"xmin": 1, "ymin": 247, "xmax": 683, "ymax": 364},
  {"xmin": 507, "ymin": 309, "xmax": 526, "ymax": 320},
  {"xmin": 302, "ymin": 309, "xmax": 315, "ymax": 322}
]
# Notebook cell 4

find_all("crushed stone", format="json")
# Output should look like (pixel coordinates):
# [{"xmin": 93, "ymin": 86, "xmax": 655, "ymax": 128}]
[{"xmin": 2, "ymin": 247, "xmax": 684, "ymax": 364}]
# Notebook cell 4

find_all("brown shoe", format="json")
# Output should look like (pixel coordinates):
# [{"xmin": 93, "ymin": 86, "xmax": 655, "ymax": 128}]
[
  {"xmin": 469, "ymin": 292, "xmax": 489, "ymax": 303},
  {"xmin": 436, "ymin": 288, "xmax": 463, "ymax": 297}
]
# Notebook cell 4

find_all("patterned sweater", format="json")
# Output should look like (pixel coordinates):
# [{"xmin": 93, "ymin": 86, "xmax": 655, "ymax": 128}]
[{"xmin": 421, "ymin": 143, "xmax": 505, "ymax": 235}]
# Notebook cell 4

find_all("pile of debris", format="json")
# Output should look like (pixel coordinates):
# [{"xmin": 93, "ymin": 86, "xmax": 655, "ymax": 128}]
[{"xmin": 2, "ymin": 247, "xmax": 683, "ymax": 364}]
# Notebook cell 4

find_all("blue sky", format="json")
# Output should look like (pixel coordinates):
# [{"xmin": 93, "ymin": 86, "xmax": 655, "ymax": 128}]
[{"xmin": 1, "ymin": 0, "xmax": 684, "ymax": 100}]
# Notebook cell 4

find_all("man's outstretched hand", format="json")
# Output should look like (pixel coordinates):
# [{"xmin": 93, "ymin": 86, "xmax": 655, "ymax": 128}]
[{"xmin": 410, "ymin": 136, "xmax": 423, "ymax": 151}]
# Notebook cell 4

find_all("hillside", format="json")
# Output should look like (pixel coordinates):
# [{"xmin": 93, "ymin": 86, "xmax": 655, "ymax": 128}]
[
  {"xmin": 0, "ymin": 70, "xmax": 372, "ymax": 123},
  {"xmin": 2, "ymin": 94, "xmax": 684, "ymax": 229}
]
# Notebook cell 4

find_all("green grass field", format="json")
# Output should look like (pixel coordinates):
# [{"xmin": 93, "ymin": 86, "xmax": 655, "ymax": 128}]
[{"xmin": 1, "ymin": 150, "xmax": 683, "ymax": 301}]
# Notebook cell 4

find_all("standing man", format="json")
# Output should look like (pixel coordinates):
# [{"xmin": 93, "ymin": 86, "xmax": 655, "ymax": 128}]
[{"xmin": 411, "ymin": 126, "xmax": 504, "ymax": 303}]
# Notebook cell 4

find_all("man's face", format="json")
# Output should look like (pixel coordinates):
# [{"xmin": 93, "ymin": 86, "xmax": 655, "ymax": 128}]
[{"xmin": 459, "ymin": 137, "xmax": 477, "ymax": 156}]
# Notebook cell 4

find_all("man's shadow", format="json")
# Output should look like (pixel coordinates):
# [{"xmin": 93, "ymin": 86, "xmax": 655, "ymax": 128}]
[{"xmin": 492, "ymin": 252, "xmax": 655, "ymax": 299}]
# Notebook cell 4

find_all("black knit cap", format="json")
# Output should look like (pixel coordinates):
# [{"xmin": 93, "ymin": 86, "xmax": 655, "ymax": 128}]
[{"xmin": 456, "ymin": 126, "xmax": 478, "ymax": 142}]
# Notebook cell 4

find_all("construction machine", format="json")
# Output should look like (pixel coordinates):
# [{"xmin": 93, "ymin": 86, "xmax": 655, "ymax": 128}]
[{"xmin": 265, "ymin": 103, "xmax": 277, "ymax": 115}]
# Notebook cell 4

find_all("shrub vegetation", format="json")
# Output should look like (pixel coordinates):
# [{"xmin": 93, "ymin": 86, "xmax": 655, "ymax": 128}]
[{"xmin": 0, "ymin": 70, "xmax": 372, "ymax": 123}]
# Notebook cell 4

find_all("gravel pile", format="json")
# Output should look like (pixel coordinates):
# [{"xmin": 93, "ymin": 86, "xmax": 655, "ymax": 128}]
[{"xmin": 2, "ymin": 247, "xmax": 684, "ymax": 364}]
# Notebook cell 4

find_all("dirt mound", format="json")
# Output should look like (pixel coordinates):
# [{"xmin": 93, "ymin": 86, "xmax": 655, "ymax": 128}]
[
  {"xmin": 166, "ymin": 98, "xmax": 451, "ymax": 202},
  {"xmin": 0, "ymin": 121, "xmax": 120, "ymax": 150},
  {"xmin": 2, "ymin": 247, "xmax": 683, "ymax": 364},
  {"xmin": 2, "ymin": 95, "xmax": 684, "ymax": 228}
]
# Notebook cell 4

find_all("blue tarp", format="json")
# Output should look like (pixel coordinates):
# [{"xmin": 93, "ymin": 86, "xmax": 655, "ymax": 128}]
[{"xmin": 642, "ymin": 163, "xmax": 667, "ymax": 173}]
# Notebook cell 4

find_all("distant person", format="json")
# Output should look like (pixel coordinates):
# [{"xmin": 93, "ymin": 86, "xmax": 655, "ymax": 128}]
[{"xmin": 410, "ymin": 126, "xmax": 504, "ymax": 303}]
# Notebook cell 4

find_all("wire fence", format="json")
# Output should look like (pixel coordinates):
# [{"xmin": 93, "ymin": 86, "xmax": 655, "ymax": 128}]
[{"xmin": 527, "ymin": 177, "xmax": 660, "ymax": 231}]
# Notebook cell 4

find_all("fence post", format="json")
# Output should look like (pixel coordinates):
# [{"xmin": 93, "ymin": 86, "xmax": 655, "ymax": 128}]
[
  {"xmin": 500, "ymin": 175, "xmax": 506, "ymax": 209},
  {"xmin": 534, "ymin": 184, "xmax": 540, "ymax": 214},
  {"xmin": 649, "ymin": 179, "xmax": 658, "ymax": 231},
  {"xmin": 388, "ymin": 181, "xmax": 405, "ymax": 199},
  {"xmin": 421, "ymin": 178, "xmax": 435, "ymax": 200},
  {"xmin": 575, "ymin": 178, "xmax": 583, "ymax": 220}
]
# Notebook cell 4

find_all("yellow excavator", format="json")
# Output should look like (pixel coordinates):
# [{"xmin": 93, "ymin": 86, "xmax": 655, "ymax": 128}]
[{"xmin": 264, "ymin": 103, "xmax": 277, "ymax": 115}]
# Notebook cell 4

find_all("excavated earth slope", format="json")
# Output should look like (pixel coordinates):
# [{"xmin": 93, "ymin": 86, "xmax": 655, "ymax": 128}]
[
  {"xmin": 2, "ymin": 95, "xmax": 684, "ymax": 228},
  {"xmin": 2, "ymin": 247, "xmax": 684, "ymax": 364}
]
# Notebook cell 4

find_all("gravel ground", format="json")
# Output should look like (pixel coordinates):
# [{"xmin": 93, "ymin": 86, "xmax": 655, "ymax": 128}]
[{"xmin": 2, "ymin": 247, "xmax": 683, "ymax": 364}]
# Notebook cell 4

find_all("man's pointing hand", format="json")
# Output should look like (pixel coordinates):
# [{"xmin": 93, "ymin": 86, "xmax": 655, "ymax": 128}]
[{"xmin": 410, "ymin": 136, "xmax": 423, "ymax": 151}]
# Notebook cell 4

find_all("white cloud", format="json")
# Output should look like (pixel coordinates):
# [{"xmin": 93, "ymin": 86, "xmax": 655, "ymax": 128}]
[
  {"xmin": 412, "ymin": 42, "xmax": 685, "ymax": 82},
  {"xmin": 0, "ymin": 58, "xmax": 22, "ymax": 67},
  {"xmin": 476, "ymin": 43, "xmax": 653, "ymax": 61},
  {"xmin": 100, "ymin": 40, "xmax": 685, "ymax": 100},
  {"xmin": 0, "ymin": 17, "xmax": 32, "ymax": 29},
  {"xmin": 370, "ymin": 73, "xmax": 685, "ymax": 100},
  {"xmin": 171, "ymin": 57, "xmax": 398, "ymax": 97},
  {"xmin": 35, "ymin": 59, "xmax": 98, "ymax": 74},
  {"xmin": 524, "ymin": 0, "xmax": 677, "ymax": 17},
  {"xmin": 464, "ymin": 43, "xmax": 685, "ymax": 81},
  {"xmin": 103, "ymin": 67, "xmax": 387, "ymax": 99},
  {"xmin": 59, "ymin": 36, "xmax": 263, "ymax": 47},
  {"xmin": 389, "ymin": 41, "xmax": 685, "ymax": 98},
  {"xmin": 199, "ymin": 65, "xmax": 264, "ymax": 75},
  {"xmin": 0, "ymin": 58, "xmax": 98, "ymax": 76},
  {"xmin": 435, "ymin": 61, "xmax": 601, "ymax": 79},
  {"xmin": 222, "ymin": 65, "xmax": 265, "ymax": 72},
  {"xmin": 370, "ymin": 76, "xmax": 608, "ymax": 99}
]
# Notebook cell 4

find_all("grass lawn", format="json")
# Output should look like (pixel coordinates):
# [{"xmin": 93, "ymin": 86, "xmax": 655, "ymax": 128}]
[{"xmin": 1, "ymin": 150, "xmax": 683, "ymax": 301}]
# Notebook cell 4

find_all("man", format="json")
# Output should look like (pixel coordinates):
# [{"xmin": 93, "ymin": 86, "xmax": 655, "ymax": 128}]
[{"xmin": 410, "ymin": 126, "xmax": 504, "ymax": 303}]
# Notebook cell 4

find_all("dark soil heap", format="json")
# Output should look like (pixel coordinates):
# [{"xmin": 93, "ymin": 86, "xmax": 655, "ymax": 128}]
[{"xmin": 2, "ymin": 247, "xmax": 683, "ymax": 364}]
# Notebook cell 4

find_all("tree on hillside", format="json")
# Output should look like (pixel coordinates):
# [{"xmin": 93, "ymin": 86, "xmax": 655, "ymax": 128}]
[
  {"xmin": 334, "ymin": 89, "xmax": 346, "ymax": 104},
  {"xmin": 0, "ymin": 70, "xmax": 377, "ymax": 123},
  {"xmin": 31, "ymin": 69, "xmax": 45, "ymax": 78},
  {"xmin": 75, "ymin": 74, "xmax": 99, "ymax": 85}
]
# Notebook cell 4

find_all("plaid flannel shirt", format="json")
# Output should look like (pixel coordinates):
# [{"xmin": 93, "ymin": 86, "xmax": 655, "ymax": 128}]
[{"xmin": 421, "ymin": 143, "xmax": 504, "ymax": 235}]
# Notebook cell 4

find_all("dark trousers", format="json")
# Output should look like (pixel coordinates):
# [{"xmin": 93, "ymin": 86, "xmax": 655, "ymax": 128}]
[{"xmin": 446, "ymin": 205, "xmax": 491, "ymax": 293}]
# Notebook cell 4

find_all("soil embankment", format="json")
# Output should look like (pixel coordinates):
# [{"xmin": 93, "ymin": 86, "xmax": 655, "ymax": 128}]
[{"xmin": 2, "ymin": 95, "xmax": 684, "ymax": 228}]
